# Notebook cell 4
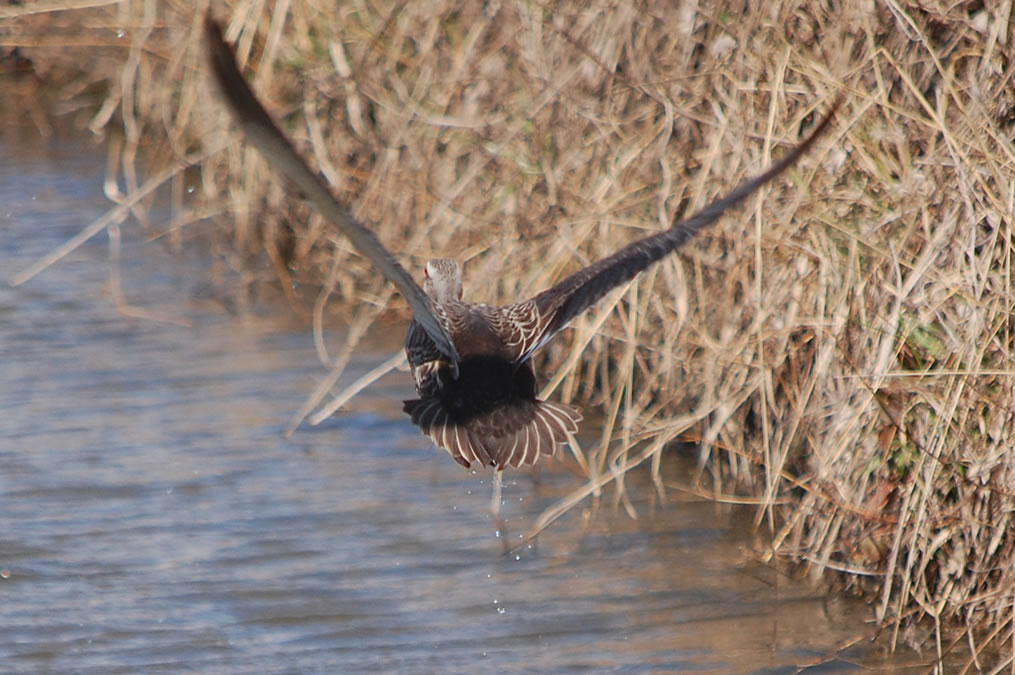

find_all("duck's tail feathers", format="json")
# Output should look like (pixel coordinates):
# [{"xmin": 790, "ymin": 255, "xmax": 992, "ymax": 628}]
[{"xmin": 402, "ymin": 398, "xmax": 581, "ymax": 470}]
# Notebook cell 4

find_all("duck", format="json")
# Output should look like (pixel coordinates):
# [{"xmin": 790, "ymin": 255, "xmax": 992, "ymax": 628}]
[{"xmin": 205, "ymin": 15, "xmax": 840, "ymax": 471}]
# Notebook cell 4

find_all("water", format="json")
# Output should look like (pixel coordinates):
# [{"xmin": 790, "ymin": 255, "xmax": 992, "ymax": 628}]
[{"xmin": 0, "ymin": 125, "xmax": 922, "ymax": 672}]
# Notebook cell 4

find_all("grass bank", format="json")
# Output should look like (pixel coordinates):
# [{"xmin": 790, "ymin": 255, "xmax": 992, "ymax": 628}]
[{"xmin": 11, "ymin": 0, "xmax": 1015, "ymax": 664}]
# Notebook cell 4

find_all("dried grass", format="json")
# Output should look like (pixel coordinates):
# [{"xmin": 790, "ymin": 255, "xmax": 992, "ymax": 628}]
[{"xmin": 12, "ymin": 0, "xmax": 1015, "ymax": 662}]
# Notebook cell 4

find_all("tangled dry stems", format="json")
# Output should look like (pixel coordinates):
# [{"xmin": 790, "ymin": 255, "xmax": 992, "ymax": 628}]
[{"xmin": 12, "ymin": 0, "xmax": 1015, "ymax": 664}]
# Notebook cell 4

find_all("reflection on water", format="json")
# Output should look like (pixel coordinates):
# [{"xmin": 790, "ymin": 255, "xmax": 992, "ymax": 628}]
[{"xmin": 0, "ymin": 128, "xmax": 924, "ymax": 672}]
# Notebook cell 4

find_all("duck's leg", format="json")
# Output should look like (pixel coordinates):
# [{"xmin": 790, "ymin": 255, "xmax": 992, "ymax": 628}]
[
  {"xmin": 491, "ymin": 469, "xmax": 512, "ymax": 553},
  {"xmin": 491, "ymin": 468, "xmax": 503, "ymax": 516}
]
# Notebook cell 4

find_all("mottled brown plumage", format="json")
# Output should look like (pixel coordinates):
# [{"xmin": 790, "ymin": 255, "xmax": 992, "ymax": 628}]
[
  {"xmin": 402, "ymin": 259, "xmax": 583, "ymax": 468},
  {"xmin": 205, "ymin": 15, "xmax": 841, "ymax": 471}
]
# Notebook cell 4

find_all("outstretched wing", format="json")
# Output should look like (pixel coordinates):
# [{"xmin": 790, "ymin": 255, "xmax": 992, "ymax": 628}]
[
  {"xmin": 508, "ymin": 97, "xmax": 842, "ymax": 364},
  {"xmin": 204, "ymin": 15, "xmax": 460, "ymax": 366}
]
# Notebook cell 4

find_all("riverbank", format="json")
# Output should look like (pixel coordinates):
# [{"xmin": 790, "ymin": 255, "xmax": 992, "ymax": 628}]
[{"xmin": 9, "ymin": 1, "xmax": 1013, "ymax": 665}]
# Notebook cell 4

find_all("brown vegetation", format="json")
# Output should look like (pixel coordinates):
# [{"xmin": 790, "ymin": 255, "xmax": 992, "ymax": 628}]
[{"xmin": 11, "ymin": 0, "xmax": 1015, "ymax": 665}]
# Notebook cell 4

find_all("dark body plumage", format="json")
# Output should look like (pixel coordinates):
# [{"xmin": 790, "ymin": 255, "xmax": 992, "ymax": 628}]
[
  {"xmin": 403, "ymin": 356, "xmax": 579, "ymax": 469},
  {"xmin": 205, "ymin": 15, "xmax": 840, "ymax": 471},
  {"xmin": 401, "ymin": 268, "xmax": 584, "ymax": 469}
]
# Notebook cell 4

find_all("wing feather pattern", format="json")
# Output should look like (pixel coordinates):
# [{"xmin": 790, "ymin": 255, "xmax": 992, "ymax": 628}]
[
  {"xmin": 509, "ymin": 97, "xmax": 842, "ymax": 364},
  {"xmin": 205, "ymin": 15, "xmax": 460, "ymax": 366}
]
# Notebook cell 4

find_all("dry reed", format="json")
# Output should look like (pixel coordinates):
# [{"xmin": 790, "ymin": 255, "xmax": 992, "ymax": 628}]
[{"xmin": 10, "ymin": 0, "xmax": 1015, "ymax": 664}]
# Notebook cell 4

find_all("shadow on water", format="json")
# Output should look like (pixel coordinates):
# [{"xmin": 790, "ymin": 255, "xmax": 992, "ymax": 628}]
[{"xmin": 0, "ymin": 126, "xmax": 933, "ymax": 672}]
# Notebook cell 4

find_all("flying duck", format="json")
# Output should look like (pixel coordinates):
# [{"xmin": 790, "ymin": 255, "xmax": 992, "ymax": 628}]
[{"xmin": 205, "ymin": 15, "xmax": 840, "ymax": 471}]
